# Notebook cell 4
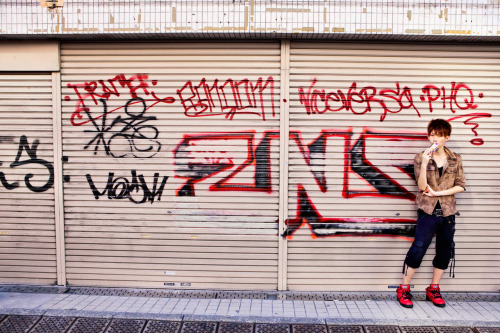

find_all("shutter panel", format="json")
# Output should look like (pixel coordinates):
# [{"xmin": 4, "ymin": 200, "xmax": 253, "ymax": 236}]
[
  {"xmin": 287, "ymin": 42, "xmax": 500, "ymax": 291},
  {"xmin": 61, "ymin": 42, "xmax": 281, "ymax": 289},
  {"xmin": 0, "ymin": 74, "xmax": 57, "ymax": 284}
]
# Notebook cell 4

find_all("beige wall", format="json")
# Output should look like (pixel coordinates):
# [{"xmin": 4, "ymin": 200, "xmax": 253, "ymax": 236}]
[{"xmin": 0, "ymin": 42, "xmax": 59, "ymax": 72}]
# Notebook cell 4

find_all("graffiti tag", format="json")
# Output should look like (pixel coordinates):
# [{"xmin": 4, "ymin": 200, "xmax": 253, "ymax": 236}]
[
  {"xmin": 299, "ymin": 79, "xmax": 489, "ymax": 145},
  {"xmin": 86, "ymin": 170, "xmax": 168, "ymax": 204},
  {"xmin": 173, "ymin": 129, "xmax": 427, "ymax": 239},
  {"xmin": 0, "ymin": 135, "xmax": 54, "ymax": 192},
  {"xmin": 177, "ymin": 76, "xmax": 276, "ymax": 121},
  {"xmin": 84, "ymin": 97, "xmax": 162, "ymax": 158},
  {"xmin": 66, "ymin": 73, "xmax": 175, "ymax": 126}
]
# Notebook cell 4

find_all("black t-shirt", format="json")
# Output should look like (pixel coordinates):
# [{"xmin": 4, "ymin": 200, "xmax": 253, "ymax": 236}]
[{"xmin": 435, "ymin": 167, "xmax": 443, "ymax": 210}]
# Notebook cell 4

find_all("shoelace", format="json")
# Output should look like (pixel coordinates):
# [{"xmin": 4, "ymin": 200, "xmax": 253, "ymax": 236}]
[
  {"xmin": 428, "ymin": 289, "xmax": 443, "ymax": 299},
  {"xmin": 401, "ymin": 289, "xmax": 413, "ymax": 300}
]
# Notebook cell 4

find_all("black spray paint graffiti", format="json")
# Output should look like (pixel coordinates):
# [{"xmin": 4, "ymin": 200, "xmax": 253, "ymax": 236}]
[
  {"xmin": 174, "ymin": 129, "xmax": 426, "ymax": 239},
  {"xmin": 84, "ymin": 97, "xmax": 161, "ymax": 158},
  {"xmin": 0, "ymin": 135, "xmax": 54, "ymax": 193},
  {"xmin": 86, "ymin": 170, "xmax": 168, "ymax": 204},
  {"xmin": 282, "ymin": 185, "xmax": 417, "ymax": 239},
  {"xmin": 174, "ymin": 130, "xmax": 420, "ymax": 199}
]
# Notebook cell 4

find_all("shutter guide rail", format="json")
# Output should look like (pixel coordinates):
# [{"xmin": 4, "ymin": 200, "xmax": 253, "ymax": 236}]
[
  {"xmin": 52, "ymin": 71, "xmax": 67, "ymax": 286},
  {"xmin": 278, "ymin": 40, "xmax": 291, "ymax": 291}
]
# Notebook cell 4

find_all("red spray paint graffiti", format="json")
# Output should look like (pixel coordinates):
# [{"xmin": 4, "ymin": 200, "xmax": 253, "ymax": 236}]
[
  {"xmin": 66, "ymin": 74, "xmax": 276, "ymax": 128},
  {"xmin": 173, "ymin": 129, "xmax": 428, "ymax": 239},
  {"xmin": 299, "ymin": 79, "xmax": 490, "ymax": 145},
  {"xmin": 447, "ymin": 113, "xmax": 492, "ymax": 146},
  {"xmin": 176, "ymin": 76, "xmax": 276, "ymax": 120},
  {"xmin": 66, "ymin": 75, "xmax": 490, "ymax": 146},
  {"xmin": 65, "ymin": 74, "xmax": 175, "ymax": 126},
  {"xmin": 173, "ymin": 132, "xmax": 258, "ymax": 196}
]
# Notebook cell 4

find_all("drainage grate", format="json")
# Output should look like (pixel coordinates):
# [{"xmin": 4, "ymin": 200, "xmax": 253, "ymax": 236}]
[
  {"xmin": 143, "ymin": 320, "xmax": 181, "ymax": 333},
  {"xmin": 180, "ymin": 321, "xmax": 217, "ymax": 333},
  {"xmin": 217, "ymin": 291, "xmax": 268, "ymax": 299},
  {"xmin": 292, "ymin": 324, "xmax": 327, "ymax": 333},
  {"xmin": 29, "ymin": 316, "xmax": 75, "ymax": 333},
  {"xmin": 67, "ymin": 287, "xmax": 122, "ymax": 296},
  {"xmin": 105, "ymin": 319, "xmax": 146, "ymax": 333},
  {"xmin": 285, "ymin": 293, "xmax": 329, "ymax": 301},
  {"xmin": 0, "ymin": 315, "xmax": 40, "ymax": 333},
  {"xmin": 217, "ymin": 322, "xmax": 253, "ymax": 333},
  {"xmin": 476, "ymin": 328, "xmax": 500, "ymax": 333},
  {"xmin": 400, "ymin": 327, "xmax": 437, "ymax": 333},
  {"xmin": 435, "ymin": 328, "xmax": 473, "ymax": 333},
  {"xmin": 2, "ymin": 284, "xmax": 490, "ymax": 302},
  {"xmin": 0, "ymin": 285, "xmax": 67, "ymax": 294},
  {"xmin": 169, "ymin": 291, "xmax": 218, "ymax": 299},
  {"xmin": 328, "ymin": 325, "xmax": 364, "ymax": 333},
  {"xmin": 365, "ymin": 326, "xmax": 401, "ymax": 333},
  {"xmin": 445, "ymin": 294, "xmax": 500, "ymax": 302},
  {"xmin": 67, "ymin": 317, "xmax": 111, "ymax": 333},
  {"xmin": 255, "ymin": 323, "xmax": 291, "ymax": 333},
  {"xmin": 66, "ymin": 287, "xmax": 218, "ymax": 299}
]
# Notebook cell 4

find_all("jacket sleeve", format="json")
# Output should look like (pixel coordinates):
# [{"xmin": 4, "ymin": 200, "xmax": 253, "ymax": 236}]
[{"xmin": 454, "ymin": 154, "xmax": 466, "ymax": 191}]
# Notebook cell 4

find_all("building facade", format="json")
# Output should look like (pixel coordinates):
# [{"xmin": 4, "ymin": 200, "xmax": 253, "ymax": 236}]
[{"xmin": 0, "ymin": 1, "xmax": 499, "ymax": 292}]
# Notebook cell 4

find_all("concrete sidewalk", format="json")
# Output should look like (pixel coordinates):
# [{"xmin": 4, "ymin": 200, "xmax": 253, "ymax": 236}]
[{"xmin": 0, "ymin": 286, "xmax": 498, "ymax": 329}]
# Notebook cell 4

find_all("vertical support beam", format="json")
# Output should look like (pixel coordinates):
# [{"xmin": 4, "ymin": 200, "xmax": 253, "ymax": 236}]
[
  {"xmin": 278, "ymin": 39, "xmax": 290, "ymax": 291},
  {"xmin": 52, "ymin": 71, "xmax": 66, "ymax": 286}
]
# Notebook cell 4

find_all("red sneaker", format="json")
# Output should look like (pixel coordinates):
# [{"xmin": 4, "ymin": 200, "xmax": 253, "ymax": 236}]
[
  {"xmin": 426, "ymin": 284, "xmax": 446, "ymax": 307},
  {"xmin": 396, "ymin": 284, "xmax": 413, "ymax": 308}
]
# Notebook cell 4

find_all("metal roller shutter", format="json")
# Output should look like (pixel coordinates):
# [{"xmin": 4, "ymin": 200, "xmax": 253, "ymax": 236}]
[
  {"xmin": 61, "ymin": 42, "xmax": 281, "ymax": 289},
  {"xmin": 286, "ymin": 42, "xmax": 500, "ymax": 292},
  {"xmin": 0, "ymin": 74, "xmax": 57, "ymax": 284}
]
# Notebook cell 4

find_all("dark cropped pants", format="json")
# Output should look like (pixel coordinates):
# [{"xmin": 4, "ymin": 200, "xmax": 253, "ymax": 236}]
[{"xmin": 404, "ymin": 209, "xmax": 456, "ymax": 271}]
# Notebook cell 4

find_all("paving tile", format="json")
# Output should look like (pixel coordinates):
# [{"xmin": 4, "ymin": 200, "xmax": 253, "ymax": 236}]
[
  {"xmin": 193, "ymin": 300, "xmax": 210, "ymax": 315},
  {"xmin": 139, "ymin": 298, "xmax": 161, "ymax": 313},
  {"xmin": 83, "ymin": 296, "xmax": 112, "ymax": 312},
  {"xmin": 106, "ymin": 297, "xmax": 132, "ymax": 312},
  {"xmin": 39, "ymin": 295, "xmax": 68, "ymax": 309},
  {"xmin": 172, "ymin": 300, "xmax": 190, "ymax": 314}
]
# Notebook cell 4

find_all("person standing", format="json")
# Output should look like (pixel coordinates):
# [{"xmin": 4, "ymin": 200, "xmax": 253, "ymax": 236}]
[{"xmin": 397, "ymin": 119, "xmax": 466, "ymax": 308}]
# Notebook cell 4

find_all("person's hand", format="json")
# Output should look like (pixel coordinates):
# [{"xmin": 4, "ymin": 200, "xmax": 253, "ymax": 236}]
[
  {"xmin": 423, "ymin": 185, "xmax": 438, "ymax": 197},
  {"xmin": 421, "ymin": 147, "xmax": 432, "ymax": 165}
]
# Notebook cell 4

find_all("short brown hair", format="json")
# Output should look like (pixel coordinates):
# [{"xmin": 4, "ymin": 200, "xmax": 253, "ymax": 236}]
[{"xmin": 427, "ymin": 118, "xmax": 452, "ymax": 137}]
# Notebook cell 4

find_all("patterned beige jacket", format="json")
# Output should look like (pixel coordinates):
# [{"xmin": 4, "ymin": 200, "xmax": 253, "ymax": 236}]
[{"xmin": 414, "ymin": 147, "xmax": 466, "ymax": 217}]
